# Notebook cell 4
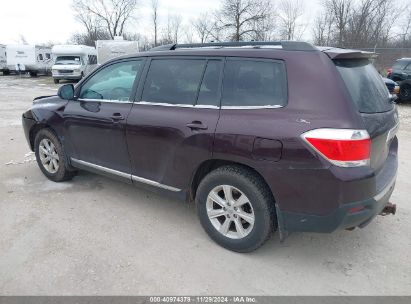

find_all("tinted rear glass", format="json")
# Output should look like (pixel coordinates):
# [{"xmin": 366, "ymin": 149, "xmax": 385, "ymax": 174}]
[
  {"xmin": 142, "ymin": 59, "xmax": 206, "ymax": 105},
  {"xmin": 222, "ymin": 59, "xmax": 287, "ymax": 107},
  {"xmin": 335, "ymin": 59, "xmax": 393, "ymax": 114},
  {"xmin": 393, "ymin": 59, "xmax": 410, "ymax": 70}
]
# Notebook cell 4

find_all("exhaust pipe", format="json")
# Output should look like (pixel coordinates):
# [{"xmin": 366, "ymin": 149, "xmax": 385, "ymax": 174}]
[{"xmin": 380, "ymin": 202, "xmax": 397, "ymax": 216}]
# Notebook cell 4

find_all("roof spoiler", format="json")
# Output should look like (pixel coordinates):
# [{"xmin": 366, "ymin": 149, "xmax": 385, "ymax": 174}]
[
  {"xmin": 319, "ymin": 47, "xmax": 377, "ymax": 60},
  {"xmin": 149, "ymin": 41, "xmax": 317, "ymax": 52}
]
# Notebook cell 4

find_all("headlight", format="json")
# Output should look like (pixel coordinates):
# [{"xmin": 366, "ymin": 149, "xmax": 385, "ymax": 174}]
[
  {"xmin": 73, "ymin": 69, "xmax": 81, "ymax": 73},
  {"xmin": 394, "ymin": 86, "xmax": 400, "ymax": 94}
]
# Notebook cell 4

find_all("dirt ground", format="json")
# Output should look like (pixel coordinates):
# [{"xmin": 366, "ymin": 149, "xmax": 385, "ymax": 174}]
[{"xmin": 0, "ymin": 75, "xmax": 410, "ymax": 295}]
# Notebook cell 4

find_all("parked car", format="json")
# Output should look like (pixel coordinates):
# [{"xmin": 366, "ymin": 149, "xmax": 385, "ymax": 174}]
[
  {"xmin": 388, "ymin": 58, "xmax": 411, "ymax": 82},
  {"xmin": 383, "ymin": 77, "xmax": 400, "ymax": 98},
  {"xmin": 388, "ymin": 58, "xmax": 411, "ymax": 101},
  {"xmin": 22, "ymin": 42, "xmax": 399, "ymax": 252}
]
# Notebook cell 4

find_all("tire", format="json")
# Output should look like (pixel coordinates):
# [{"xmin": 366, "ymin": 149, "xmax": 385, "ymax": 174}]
[
  {"xmin": 34, "ymin": 128, "xmax": 76, "ymax": 182},
  {"xmin": 53, "ymin": 79, "xmax": 59, "ymax": 84},
  {"xmin": 29, "ymin": 71, "xmax": 38, "ymax": 77},
  {"xmin": 400, "ymin": 83, "xmax": 411, "ymax": 102},
  {"xmin": 3, "ymin": 69, "xmax": 10, "ymax": 76},
  {"xmin": 196, "ymin": 165, "xmax": 276, "ymax": 252}
]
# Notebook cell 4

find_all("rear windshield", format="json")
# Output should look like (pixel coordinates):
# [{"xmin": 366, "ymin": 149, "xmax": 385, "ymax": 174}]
[
  {"xmin": 335, "ymin": 59, "xmax": 393, "ymax": 114},
  {"xmin": 393, "ymin": 59, "xmax": 410, "ymax": 70}
]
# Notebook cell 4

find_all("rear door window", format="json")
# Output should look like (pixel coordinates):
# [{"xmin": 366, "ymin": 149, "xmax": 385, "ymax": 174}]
[
  {"xmin": 142, "ymin": 59, "xmax": 206, "ymax": 105},
  {"xmin": 335, "ymin": 59, "xmax": 393, "ymax": 113},
  {"xmin": 221, "ymin": 59, "xmax": 287, "ymax": 108}
]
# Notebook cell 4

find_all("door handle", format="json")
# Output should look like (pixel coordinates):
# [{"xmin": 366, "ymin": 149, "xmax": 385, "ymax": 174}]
[
  {"xmin": 111, "ymin": 113, "xmax": 125, "ymax": 121},
  {"xmin": 186, "ymin": 121, "xmax": 208, "ymax": 130}
]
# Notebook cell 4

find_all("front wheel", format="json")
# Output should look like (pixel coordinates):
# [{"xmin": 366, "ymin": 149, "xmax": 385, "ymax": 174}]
[
  {"xmin": 34, "ymin": 129, "xmax": 76, "ymax": 182},
  {"xmin": 53, "ymin": 78, "xmax": 59, "ymax": 84},
  {"xmin": 196, "ymin": 166, "xmax": 276, "ymax": 252}
]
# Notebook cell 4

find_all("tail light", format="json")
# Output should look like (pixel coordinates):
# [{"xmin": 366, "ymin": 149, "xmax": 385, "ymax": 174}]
[{"xmin": 301, "ymin": 129, "xmax": 371, "ymax": 167}]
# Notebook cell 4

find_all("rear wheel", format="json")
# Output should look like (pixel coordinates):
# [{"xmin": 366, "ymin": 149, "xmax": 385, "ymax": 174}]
[
  {"xmin": 400, "ymin": 83, "xmax": 411, "ymax": 101},
  {"xmin": 196, "ymin": 166, "xmax": 276, "ymax": 252},
  {"xmin": 34, "ymin": 129, "xmax": 76, "ymax": 182},
  {"xmin": 53, "ymin": 79, "xmax": 59, "ymax": 84}
]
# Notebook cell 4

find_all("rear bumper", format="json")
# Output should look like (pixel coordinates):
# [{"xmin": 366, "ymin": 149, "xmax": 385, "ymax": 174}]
[{"xmin": 279, "ymin": 175, "xmax": 396, "ymax": 233}]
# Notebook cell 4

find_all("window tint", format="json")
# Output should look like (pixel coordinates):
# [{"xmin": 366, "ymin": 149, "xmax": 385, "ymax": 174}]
[
  {"xmin": 393, "ymin": 59, "xmax": 410, "ymax": 70},
  {"xmin": 38, "ymin": 54, "xmax": 43, "ymax": 61},
  {"xmin": 197, "ymin": 60, "xmax": 222, "ymax": 106},
  {"xmin": 142, "ymin": 59, "xmax": 206, "ymax": 105},
  {"xmin": 79, "ymin": 60, "xmax": 143, "ymax": 101},
  {"xmin": 45, "ymin": 53, "xmax": 51, "ymax": 60},
  {"xmin": 335, "ymin": 59, "xmax": 393, "ymax": 114},
  {"xmin": 222, "ymin": 59, "xmax": 287, "ymax": 107}
]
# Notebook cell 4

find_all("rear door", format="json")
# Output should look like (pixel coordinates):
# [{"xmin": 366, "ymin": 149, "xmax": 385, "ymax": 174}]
[
  {"xmin": 335, "ymin": 59, "xmax": 399, "ymax": 183},
  {"xmin": 126, "ymin": 57, "xmax": 223, "ymax": 191}
]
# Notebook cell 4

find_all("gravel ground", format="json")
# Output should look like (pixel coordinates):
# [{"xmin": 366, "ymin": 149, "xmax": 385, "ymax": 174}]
[{"xmin": 0, "ymin": 75, "xmax": 410, "ymax": 296}]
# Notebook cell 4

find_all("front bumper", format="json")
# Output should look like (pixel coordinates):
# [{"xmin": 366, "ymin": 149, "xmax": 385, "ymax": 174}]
[
  {"xmin": 53, "ymin": 74, "xmax": 82, "ymax": 80},
  {"xmin": 22, "ymin": 115, "xmax": 36, "ymax": 151}
]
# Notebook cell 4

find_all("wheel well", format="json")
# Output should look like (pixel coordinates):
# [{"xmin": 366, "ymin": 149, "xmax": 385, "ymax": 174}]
[
  {"xmin": 190, "ymin": 159, "xmax": 274, "ymax": 202},
  {"xmin": 29, "ymin": 124, "xmax": 56, "ymax": 151}
]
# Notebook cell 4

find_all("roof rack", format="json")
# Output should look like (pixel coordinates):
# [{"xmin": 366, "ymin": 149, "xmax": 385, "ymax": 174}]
[{"xmin": 149, "ymin": 41, "xmax": 317, "ymax": 52}]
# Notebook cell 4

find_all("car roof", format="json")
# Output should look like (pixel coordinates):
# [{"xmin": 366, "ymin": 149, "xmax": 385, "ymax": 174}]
[{"xmin": 110, "ymin": 41, "xmax": 376, "ymax": 63}]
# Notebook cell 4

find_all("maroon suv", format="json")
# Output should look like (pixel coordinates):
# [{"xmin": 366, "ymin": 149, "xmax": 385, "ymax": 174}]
[{"xmin": 22, "ymin": 41, "xmax": 399, "ymax": 252}]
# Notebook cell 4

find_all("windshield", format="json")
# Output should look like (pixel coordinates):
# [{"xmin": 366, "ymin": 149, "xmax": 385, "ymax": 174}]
[
  {"xmin": 335, "ymin": 59, "xmax": 393, "ymax": 114},
  {"xmin": 55, "ymin": 56, "xmax": 82, "ymax": 65}
]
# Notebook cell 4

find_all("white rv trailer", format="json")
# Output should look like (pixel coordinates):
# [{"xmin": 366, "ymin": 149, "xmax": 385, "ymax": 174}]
[
  {"xmin": 96, "ymin": 37, "xmax": 139, "ymax": 65},
  {"xmin": 6, "ymin": 44, "xmax": 52, "ymax": 76},
  {"xmin": 0, "ymin": 44, "xmax": 9, "ymax": 75},
  {"xmin": 51, "ymin": 45, "xmax": 97, "ymax": 83}
]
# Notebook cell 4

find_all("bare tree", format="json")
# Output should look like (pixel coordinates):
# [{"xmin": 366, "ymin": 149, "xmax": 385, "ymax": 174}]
[
  {"xmin": 72, "ymin": 0, "xmax": 138, "ymax": 39},
  {"xmin": 398, "ymin": 1, "xmax": 411, "ymax": 46},
  {"xmin": 170, "ymin": 14, "xmax": 182, "ymax": 43},
  {"xmin": 192, "ymin": 14, "xmax": 214, "ymax": 43},
  {"xmin": 278, "ymin": 0, "xmax": 306, "ymax": 40},
  {"xmin": 161, "ymin": 14, "xmax": 182, "ymax": 44},
  {"xmin": 216, "ymin": 0, "xmax": 273, "ymax": 41},
  {"xmin": 151, "ymin": 0, "xmax": 159, "ymax": 46},
  {"xmin": 313, "ymin": 11, "xmax": 333, "ymax": 46},
  {"xmin": 323, "ymin": 0, "xmax": 352, "ymax": 47}
]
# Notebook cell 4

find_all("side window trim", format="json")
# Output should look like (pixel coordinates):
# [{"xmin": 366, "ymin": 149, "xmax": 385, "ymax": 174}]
[
  {"xmin": 220, "ymin": 57, "xmax": 288, "ymax": 110},
  {"xmin": 134, "ymin": 56, "xmax": 223, "ymax": 109},
  {"xmin": 75, "ymin": 58, "xmax": 146, "ymax": 103},
  {"xmin": 194, "ymin": 58, "xmax": 225, "ymax": 108}
]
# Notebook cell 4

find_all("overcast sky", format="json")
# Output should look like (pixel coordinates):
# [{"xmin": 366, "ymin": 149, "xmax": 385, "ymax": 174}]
[{"xmin": 0, "ymin": 0, "xmax": 320, "ymax": 45}]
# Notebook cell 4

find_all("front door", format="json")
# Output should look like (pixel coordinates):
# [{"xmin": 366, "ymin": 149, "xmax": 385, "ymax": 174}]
[
  {"xmin": 63, "ymin": 59, "xmax": 145, "ymax": 174},
  {"xmin": 126, "ymin": 58, "xmax": 223, "ymax": 191}
]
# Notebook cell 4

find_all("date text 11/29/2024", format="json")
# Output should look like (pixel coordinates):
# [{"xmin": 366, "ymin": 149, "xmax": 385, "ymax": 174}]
[{"xmin": 149, "ymin": 296, "xmax": 257, "ymax": 303}]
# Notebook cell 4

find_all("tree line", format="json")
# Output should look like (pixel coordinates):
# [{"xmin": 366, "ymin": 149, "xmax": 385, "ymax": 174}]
[{"xmin": 71, "ymin": 0, "xmax": 411, "ymax": 50}]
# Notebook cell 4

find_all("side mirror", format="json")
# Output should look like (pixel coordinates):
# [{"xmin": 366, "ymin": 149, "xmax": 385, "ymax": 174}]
[{"xmin": 57, "ymin": 84, "xmax": 75, "ymax": 100}]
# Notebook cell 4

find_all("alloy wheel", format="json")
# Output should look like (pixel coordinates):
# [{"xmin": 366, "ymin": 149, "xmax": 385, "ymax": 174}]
[
  {"xmin": 206, "ymin": 185, "xmax": 255, "ymax": 239},
  {"xmin": 39, "ymin": 138, "xmax": 60, "ymax": 174}
]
